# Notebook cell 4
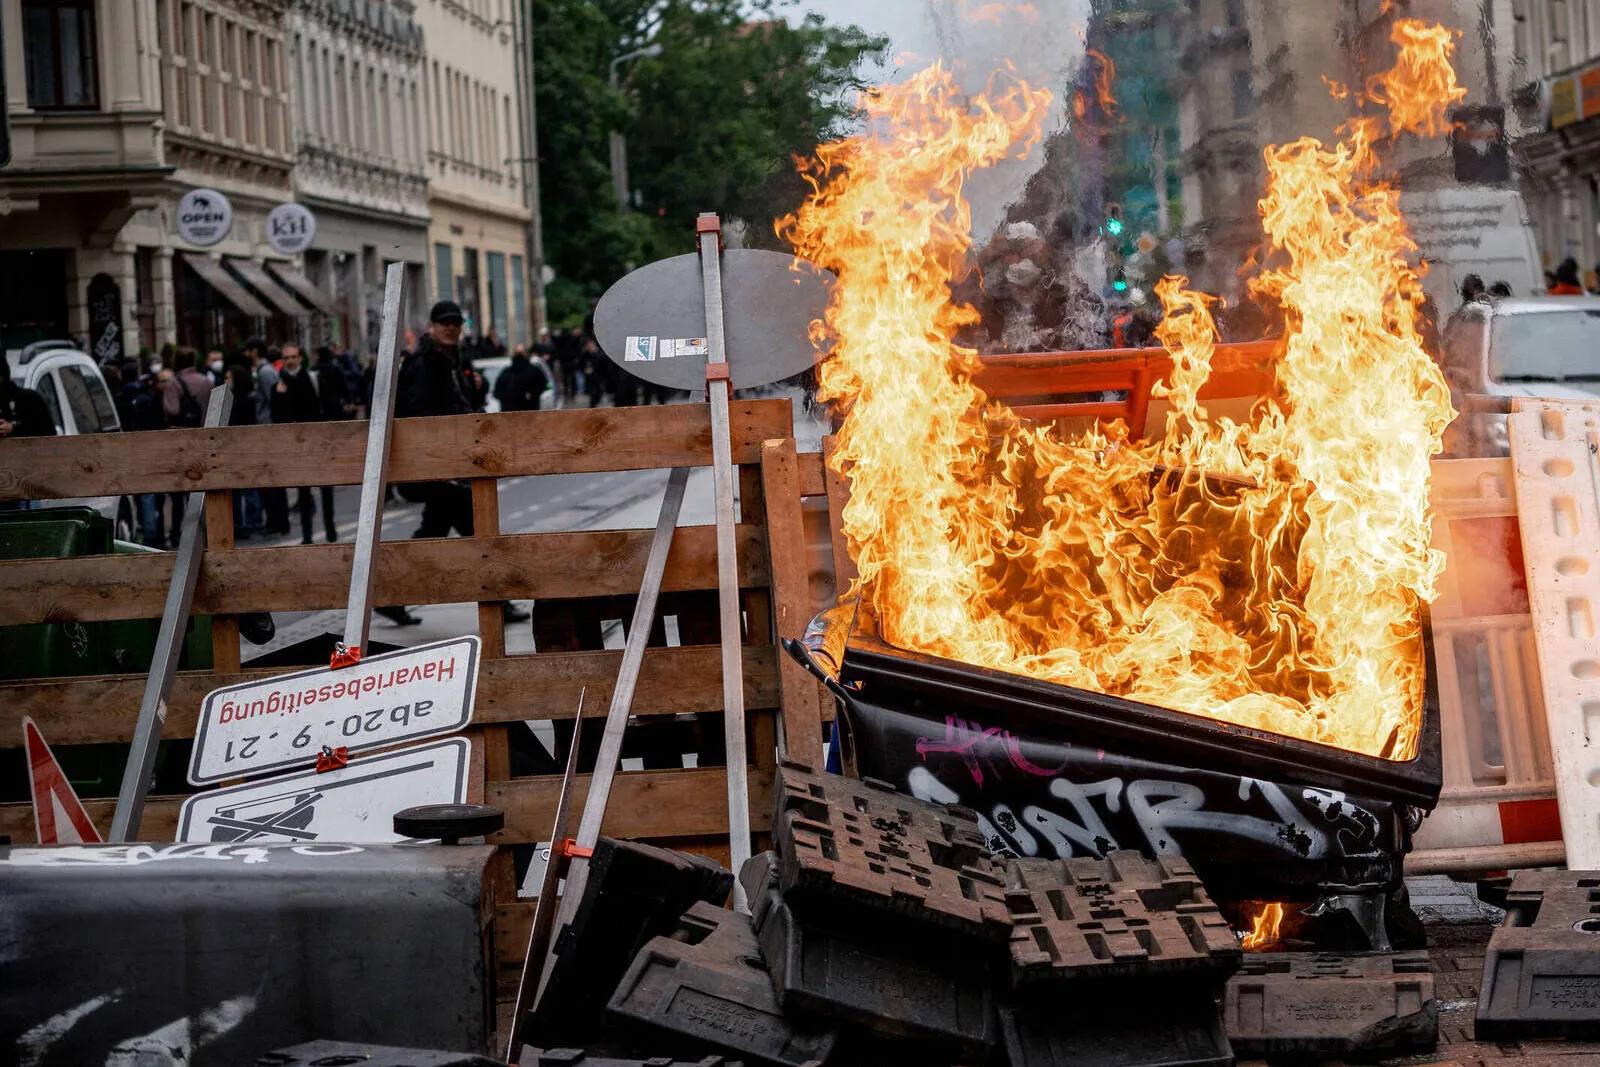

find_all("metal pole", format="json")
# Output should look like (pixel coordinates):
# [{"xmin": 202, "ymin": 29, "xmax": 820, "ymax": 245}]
[
  {"xmin": 340, "ymin": 262, "xmax": 406, "ymax": 658},
  {"xmin": 506, "ymin": 686, "xmax": 587, "ymax": 1062},
  {"xmin": 109, "ymin": 385, "xmax": 233, "ymax": 842},
  {"xmin": 697, "ymin": 212, "xmax": 752, "ymax": 909},
  {"xmin": 541, "ymin": 464, "xmax": 689, "ymax": 994},
  {"xmin": 608, "ymin": 60, "xmax": 628, "ymax": 211}
]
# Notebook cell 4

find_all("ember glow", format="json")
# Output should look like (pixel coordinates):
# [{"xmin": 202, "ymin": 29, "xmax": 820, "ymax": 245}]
[{"xmin": 782, "ymin": 21, "xmax": 1459, "ymax": 760}]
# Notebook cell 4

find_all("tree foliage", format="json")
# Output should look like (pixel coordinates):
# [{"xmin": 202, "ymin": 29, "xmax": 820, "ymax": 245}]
[{"xmin": 532, "ymin": 0, "xmax": 886, "ymax": 325}]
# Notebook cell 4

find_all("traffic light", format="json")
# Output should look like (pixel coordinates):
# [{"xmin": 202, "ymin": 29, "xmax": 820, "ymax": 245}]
[
  {"xmin": 1112, "ymin": 271, "xmax": 1129, "ymax": 293},
  {"xmin": 1104, "ymin": 202, "xmax": 1125, "ymax": 238}
]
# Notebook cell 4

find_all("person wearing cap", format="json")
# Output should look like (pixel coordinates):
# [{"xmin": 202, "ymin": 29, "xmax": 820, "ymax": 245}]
[{"xmin": 394, "ymin": 300, "xmax": 531, "ymax": 625}]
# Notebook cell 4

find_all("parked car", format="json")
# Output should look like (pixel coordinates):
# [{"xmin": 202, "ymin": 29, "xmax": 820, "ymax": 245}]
[
  {"xmin": 4, "ymin": 340, "xmax": 136, "ymax": 538},
  {"xmin": 1439, "ymin": 297, "xmax": 1600, "ymax": 456},
  {"xmin": 476, "ymin": 352, "xmax": 559, "ymax": 413}
]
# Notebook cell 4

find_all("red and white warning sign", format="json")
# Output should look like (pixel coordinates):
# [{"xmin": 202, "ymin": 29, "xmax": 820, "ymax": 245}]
[
  {"xmin": 23, "ymin": 717, "xmax": 102, "ymax": 845},
  {"xmin": 187, "ymin": 636, "xmax": 480, "ymax": 786}
]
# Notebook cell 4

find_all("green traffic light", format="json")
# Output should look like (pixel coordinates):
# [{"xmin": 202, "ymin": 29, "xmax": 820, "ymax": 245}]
[
  {"xmin": 1112, "ymin": 278, "xmax": 1128, "ymax": 292},
  {"xmin": 1106, "ymin": 217, "xmax": 1125, "ymax": 237}
]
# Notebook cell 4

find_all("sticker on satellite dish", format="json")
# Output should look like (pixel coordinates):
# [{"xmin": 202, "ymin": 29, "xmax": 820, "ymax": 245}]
[
  {"xmin": 661, "ymin": 337, "xmax": 708, "ymax": 359},
  {"xmin": 176, "ymin": 738, "xmax": 469, "ymax": 844},
  {"xmin": 625, "ymin": 335, "xmax": 657, "ymax": 362}
]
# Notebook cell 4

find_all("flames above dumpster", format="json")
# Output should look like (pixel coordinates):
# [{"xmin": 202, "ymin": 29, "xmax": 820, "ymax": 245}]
[{"xmin": 781, "ymin": 20, "xmax": 1465, "ymax": 761}]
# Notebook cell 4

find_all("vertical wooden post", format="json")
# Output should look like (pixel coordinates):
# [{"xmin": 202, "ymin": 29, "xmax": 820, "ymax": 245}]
[
  {"xmin": 759, "ymin": 438, "xmax": 824, "ymax": 766},
  {"xmin": 471, "ymin": 475, "xmax": 516, "ymax": 903},
  {"xmin": 203, "ymin": 489, "xmax": 240, "ymax": 674}
]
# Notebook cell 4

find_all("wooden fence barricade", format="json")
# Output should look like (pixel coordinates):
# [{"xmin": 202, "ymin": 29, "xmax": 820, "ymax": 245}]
[{"xmin": 0, "ymin": 399, "xmax": 823, "ymax": 989}]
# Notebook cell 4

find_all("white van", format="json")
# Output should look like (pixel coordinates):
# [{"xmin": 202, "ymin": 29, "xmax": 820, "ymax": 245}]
[
  {"xmin": 1401, "ymin": 187, "xmax": 1545, "ymax": 311},
  {"xmin": 1439, "ymin": 297, "xmax": 1600, "ymax": 455},
  {"xmin": 5, "ymin": 340, "xmax": 136, "ymax": 538}
]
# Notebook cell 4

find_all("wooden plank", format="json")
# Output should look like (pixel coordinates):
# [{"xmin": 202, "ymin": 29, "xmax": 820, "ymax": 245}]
[
  {"xmin": 0, "ymin": 644, "xmax": 783, "ymax": 745},
  {"xmin": 798, "ymin": 451, "xmax": 827, "ymax": 498},
  {"xmin": 0, "ymin": 764, "xmax": 776, "ymax": 845},
  {"xmin": 472, "ymin": 479, "xmax": 506, "ymax": 659},
  {"xmin": 487, "ymin": 765, "xmax": 774, "ymax": 844},
  {"xmin": 821, "ymin": 435, "xmax": 856, "ymax": 590},
  {"xmin": 0, "ymin": 400, "xmax": 793, "ymax": 501},
  {"xmin": 203, "ymin": 489, "xmax": 241, "ymax": 673},
  {"xmin": 1, "ymin": 524, "xmax": 770, "ymax": 624},
  {"xmin": 761, "ymin": 438, "xmax": 824, "ymax": 765}
]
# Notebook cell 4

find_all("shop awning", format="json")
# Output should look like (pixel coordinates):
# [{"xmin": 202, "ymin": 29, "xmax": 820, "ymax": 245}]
[
  {"xmin": 228, "ymin": 258, "xmax": 306, "ymax": 317},
  {"xmin": 180, "ymin": 253, "xmax": 272, "ymax": 318},
  {"xmin": 265, "ymin": 261, "xmax": 339, "ymax": 317}
]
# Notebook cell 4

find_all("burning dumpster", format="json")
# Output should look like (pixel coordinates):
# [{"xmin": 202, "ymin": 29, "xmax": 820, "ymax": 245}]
[{"xmin": 775, "ymin": 18, "xmax": 1471, "ymax": 955}]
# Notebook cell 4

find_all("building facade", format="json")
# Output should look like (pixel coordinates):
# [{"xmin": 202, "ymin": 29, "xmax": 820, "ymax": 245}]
[
  {"xmin": 1174, "ymin": 0, "xmax": 1519, "ymax": 302},
  {"xmin": 1511, "ymin": 0, "xmax": 1600, "ymax": 271},
  {"xmin": 414, "ymin": 0, "xmax": 532, "ymax": 349},
  {"xmin": 288, "ymin": 0, "xmax": 429, "ymax": 352},
  {"xmin": 1, "ymin": 0, "xmax": 311, "ymax": 357}
]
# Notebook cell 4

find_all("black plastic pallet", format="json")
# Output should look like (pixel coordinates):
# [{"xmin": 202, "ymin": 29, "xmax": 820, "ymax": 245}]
[
  {"xmin": 1005, "ymin": 852, "xmax": 1241, "ymax": 985},
  {"xmin": 742, "ymin": 851, "xmax": 1000, "ymax": 1055},
  {"xmin": 772, "ymin": 761, "xmax": 1009, "ymax": 943},
  {"xmin": 530, "ymin": 839, "xmax": 735, "ymax": 1046},
  {"xmin": 1225, "ymin": 950, "xmax": 1436, "ymax": 1056},
  {"xmin": 1001, "ymin": 981, "xmax": 1234, "ymax": 1067},
  {"xmin": 608, "ymin": 900, "xmax": 838, "ymax": 1067},
  {"xmin": 256, "ymin": 1041, "xmax": 502, "ymax": 1066},
  {"xmin": 1477, "ymin": 869, "xmax": 1600, "ymax": 1039}
]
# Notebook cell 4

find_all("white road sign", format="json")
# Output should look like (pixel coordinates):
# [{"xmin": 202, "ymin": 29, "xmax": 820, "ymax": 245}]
[
  {"xmin": 266, "ymin": 202, "xmax": 317, "ymax": 255},
  {"xmin": 176, "ymin": 188, "xmax": 233, "ymax": 247},
  {"xmin": 188, "ymin": 636, "xmax": 480, "ymax": 785},
  {"xmin": 177, "ymin": 738, "xmax": 470, "ymax": 844}
]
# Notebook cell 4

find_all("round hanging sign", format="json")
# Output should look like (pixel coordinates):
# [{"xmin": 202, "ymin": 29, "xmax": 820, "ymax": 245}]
[
  {"xmin": 266, "ymin": 202, "xmax": 317, "ymax": 255},
  {"xmin": 176, "ymin": 188, "xmax": 234, "ymax": 248}
]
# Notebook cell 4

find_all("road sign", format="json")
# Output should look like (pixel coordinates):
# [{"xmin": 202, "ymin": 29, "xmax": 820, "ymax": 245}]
[
  {"xmin": 176, "ymin": 188, "xmax": 233, "ymax": 247},
  {"xmin": 177, "ymin": 738, "xmax": 470, "ymax": 844},
  {"xmin": 592, "ymin": 248, "xmax": 833, "ymax": 391},
  {"xmin": 188, "ymin": 636, "xmax": 480, "ymax": 786},
  {"xmin": 24, "ymin": 717, "xmax": 101, "ymax": 844}
]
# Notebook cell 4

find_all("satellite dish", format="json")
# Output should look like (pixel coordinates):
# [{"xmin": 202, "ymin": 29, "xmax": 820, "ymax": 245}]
[{"xmin": 593, "ymin": 249, "xmax": 834, "ymax": 391}]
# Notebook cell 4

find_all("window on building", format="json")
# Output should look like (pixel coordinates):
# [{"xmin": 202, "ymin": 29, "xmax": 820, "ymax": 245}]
[
  {"xmin": 1231, "ymin": 69, "xmax": 1253, "ymax": 119},
  {"xmin": 460, "ymin": 248, "xmax": 481, "ymax": 329},
  {"xmin": 486, "ymin": 251, "xmax": 508, "ymax": 342},
  {"xmin": 1224, "ymin": 0, "xmax": 1245, "ymax": 29},
  {"xmin": 263, "ymin": 38, "xmax": 282, "ymax": 152},
  {"xmin": 244, "ymin": 30, "xmax": 260, "ymax": 144},
  {"xmin": 510, "ymin": 254, "xmax": 527, "ymax": 347},
  {"xmin": 22, "ymin": 0, "xmax": 99, "ymax": 110},
  {"xmin": 434, "ymin": 243, "xmax": 453, "ymax": 302}
]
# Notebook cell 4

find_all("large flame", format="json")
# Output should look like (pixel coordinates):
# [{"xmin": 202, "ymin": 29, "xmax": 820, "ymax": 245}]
[
  {"xmin": 782, "ymin": 20, "xmax": 1458, "ymax": 759},
  {"xmin": 1241, "ymin": 902, "xmax": 1284, "ymax": 950}
]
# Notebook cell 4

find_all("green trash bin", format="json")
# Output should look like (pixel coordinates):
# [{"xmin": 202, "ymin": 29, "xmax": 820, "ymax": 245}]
[{"xmin": 0, "ymin": 508, "xmax": 113, "ymax": 680}]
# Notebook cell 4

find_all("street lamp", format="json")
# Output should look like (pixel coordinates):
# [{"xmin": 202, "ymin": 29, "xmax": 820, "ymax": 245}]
[{"xmin": 609, "ymin": 43, "xmax": 663, "ymax": 212}]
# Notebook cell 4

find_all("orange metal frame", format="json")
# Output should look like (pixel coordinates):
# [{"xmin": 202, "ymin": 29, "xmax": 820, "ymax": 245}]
[{"xmin": 973, "ymin": 339, "xmax": 1281, "ymax": 437}]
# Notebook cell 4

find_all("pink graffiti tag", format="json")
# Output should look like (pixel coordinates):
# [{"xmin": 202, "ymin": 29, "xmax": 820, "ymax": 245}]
[{"xmin": 915, "ymin": 716, "xmax": 1066, "ymax": 787}]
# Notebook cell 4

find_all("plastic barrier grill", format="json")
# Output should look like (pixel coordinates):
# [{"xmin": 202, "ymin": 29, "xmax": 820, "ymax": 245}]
[
  {"xmin": 1005, "ymin": 851, "xmax": 1242, "ymax": 985},
  {"xmin": 1477, "ymin": 869, "xmax": 1600, "ymax": 1039},
  {"xmin": 1225, "ymin": 951, "xmax": 1437, "ymax": 1056},
  {"xmin": 531, "ymin": 838, "xmax": 734, "ymax": 1046},
  {"xmin": 742, "ymin": 850, "xmax": 1001, "ymax": 1055},
  {"xmin": 607, "ymin": 900, "xmax": 838, "ymax": 1067},
  {"xmin": 1002, "ymin": 980, "xmax": 1233, "ymax": 1067},
  {"xmin": 773, "ymin": 760, "xmax": 1009, "ymax": 942}
]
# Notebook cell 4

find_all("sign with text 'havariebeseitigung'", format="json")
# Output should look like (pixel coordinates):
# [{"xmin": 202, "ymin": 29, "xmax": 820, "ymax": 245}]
[{"xmin": 187, "ymin": 636, "xmax": 480, "ymax": 786}]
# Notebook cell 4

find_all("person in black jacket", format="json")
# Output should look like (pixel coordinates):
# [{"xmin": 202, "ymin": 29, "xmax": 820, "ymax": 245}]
[
  {"xmin": 0, "ymin": 356, "xmax": 56, "ymax": 511},
  {"xmin": 492, "ymin": 345, "xmax": 551, "ymax": 411},
  {"xmin": 271, "ymin": 343, "xmax": 337, "ymax": 545},
  {"xmin": 394, "ymin": 300, "xmax": 528, "ymax": 624}
]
